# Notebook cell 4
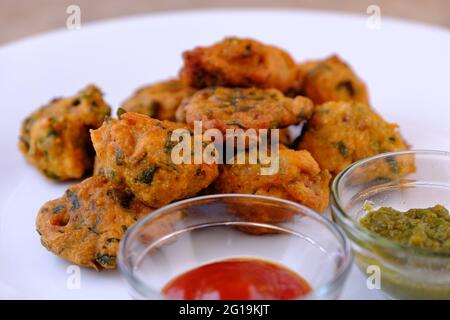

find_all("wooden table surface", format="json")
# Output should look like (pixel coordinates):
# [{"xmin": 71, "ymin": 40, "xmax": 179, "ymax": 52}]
[{"xmin": 0, "ymin": 0, "xmax": 448, "ymax": 45}]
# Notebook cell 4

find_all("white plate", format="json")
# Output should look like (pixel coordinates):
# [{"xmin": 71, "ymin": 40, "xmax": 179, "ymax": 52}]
[{"xmin": 0, "ymin": 9, "xmax": 449, "ymax": 300}]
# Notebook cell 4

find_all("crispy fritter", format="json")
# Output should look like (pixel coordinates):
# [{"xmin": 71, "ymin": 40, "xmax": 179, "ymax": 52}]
[
  {"xmin": 299, "ymin": 101, "xmax": 411, "ymax": 176},
  {"xmin": 121, "ymin": 79, "xmax": 195, "ymax": 121},
  {"xmin": 346, "ymin": 152, "xmax": 416, "ymax": 186},
  {"xmin": 180, "ymin": 37, "xmax": 298, "ymax": 92},
  {"xmin": 298, "ymin": 55, "xmax": 369, "ymax": 105},
  {"xmin": 178, "ymin": 87, "xmax": 313, "ymax": 132},
  {"xmin": 91, "ymin": 112, "xmax": 219, "ymax": 207},
  {"xmin": 36, "ymin": 176, "xmax": 152, "ymax": 271},
  {"xmin": 230, "ymin": 198, "xmax": 298, "ymax": 235},
  {"xmin": 19, "ymin": 85, "xmax": 111, "ymax": 180},
  {"xmin": 213, "ymin": 146, "xmax": 331, "ymax": 212}
]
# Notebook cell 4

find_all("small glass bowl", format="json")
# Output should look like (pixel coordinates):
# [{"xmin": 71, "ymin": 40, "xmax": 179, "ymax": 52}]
[
  {"xmin": 331, "ymin": 150, "xmax": 450, "ymax": 299},
  {"xmin": 118, "ymin": 194, "xmax": 352, "ymax": 300}
]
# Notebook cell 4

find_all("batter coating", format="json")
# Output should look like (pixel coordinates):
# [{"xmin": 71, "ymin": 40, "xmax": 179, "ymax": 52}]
[
  {"xmin": 299, "ymin": 101, "xmax": 410, "ymax": 176},
  {"xmin": 19, "ymin": 85, "xmax": 111, "ymax": 180},
  {"xmin": 178, "ymin": 87, "xmax": 313, "ymax": 132},
  {"xmin": 180, "ymin": 37, "xmax": 298, "ymax": 93},
  {"xmin": 213, "ymin": 146, "xmax": 331, "ymax": 212},
  {"xmin": 121, "ymin": 79, "xmax": 195, "ymax": 121},
  {"xmin": 36, "ymin": 176, "xmax": 152, "ymax": 271},
  {"xmin": 91, "ymin": 112, "xmax": 219, "ymax": 207},
  {"xmin": 297, "ymin": 55, "xmax": 369, "ymax": 105}
]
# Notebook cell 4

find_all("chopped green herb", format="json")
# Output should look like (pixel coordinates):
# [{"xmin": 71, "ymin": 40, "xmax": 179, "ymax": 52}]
[
  {"xmin": 336, "ymin": 141, "xmax": 349, "ymax": 158},
  {"xmin": 115, "ymin": 149, "xmax": 125, "ymax": 165},
  {"xmin": 146, "ymin": 101, "xmax": 160, "ymax": 117},
  {"xmin": 19, "ymin": 137, "xmax": 30, "ymax": 151},
  {"xmin": 307, "ymin": 63, "xmax": 331, "ymax": 78},
  {"xmin": 47, "ymin": 128, "xmax": 59, "ymax": 138},
  {"xmin": 136, "ymin": 165, "xmax": 158, "ymax": 184},
  {"xmin": 163, "ymin": 134, "xmax": 178, "ymax": 154},
  {"xmin": 116, "ymin": 107, "xmax": 127, "ymax": 118},
  {"xmin": 371, "ymin": 176, "xmax": 392, "ymax": 184},
  {"xmin": 66, "ymin": 190, "xmax": 80, "ymax": 210},
  {"xmin": 106, "ymin": 188, "xmax": 134, "ymax": 209},
  {"xmin": 225, "ymin": 121, "xmax": 246, "ymax": 129},
  {"xmin": 385, "ymin": 156, "xmax": 400, "ymax": 174},
  {"xmin": 23, "ymin": 115, "xmax": 36, "ymax": 132},
  {"xmin": 43, "ymin": 170, "xmax": 60, "ymax": 180},
  {"xmin": 156, "ymin": 121, "xmax": 166, "ymax": 129},
  {"xmin": 120, "ymin": 192, "xmax": 133, "ymax": 209},
  {"xmin": 269, "ymin": 120, "xmax": 279, "ymax": 129},
  {"xmin": 52, "ymin": 204, "xmax": 66, "ymax": 214},
  {"xmin": 88, "ymin": 216, "xmax": 101, "ymax": 235},
  {"xmin": 336, "ymin": 80, "xmax": 355, "ymax": 96},
  {"xmin": 72, "ymin": 98, "xmax": 81, "ymax": 106},
  {"xmin": 95, "ymin": 253, "xmax": 116, "ymax": 266},
  {"xmin": 106, "ymin": 238, "xmax": 120, "ymax": 243},
  {"xmin": 105, "ymin": 169, "xmax": 116, "ymax": 180},
  {"xmin": 121, "ymin": 225, "xmax": 128, "ymax": 233}
]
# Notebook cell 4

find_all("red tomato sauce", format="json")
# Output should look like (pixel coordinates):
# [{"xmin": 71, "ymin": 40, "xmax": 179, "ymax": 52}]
[{"xmin": 162, "ymin": 258, "xmax": 311, "ymax": 300}]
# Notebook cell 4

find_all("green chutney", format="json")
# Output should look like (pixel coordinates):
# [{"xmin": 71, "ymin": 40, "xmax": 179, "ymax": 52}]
[{"xmin": 360, "ymin": 204, "xmax": 450, "ymax": 251}]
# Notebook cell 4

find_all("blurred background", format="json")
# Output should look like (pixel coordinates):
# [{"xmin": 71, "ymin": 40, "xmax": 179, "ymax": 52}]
[{"xmin": 0, "ymin": 0, "xmax": 448, "ymax": 45}]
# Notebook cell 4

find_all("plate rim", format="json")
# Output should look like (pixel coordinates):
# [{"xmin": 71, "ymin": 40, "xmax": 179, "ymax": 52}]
[{"xmin": 1, "ymin": 7, "xmax": 449, "ymax": 52}]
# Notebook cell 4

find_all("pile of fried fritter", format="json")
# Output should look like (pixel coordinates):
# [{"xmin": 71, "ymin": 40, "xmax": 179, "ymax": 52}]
[{"xmin": 20, "ymin": 37, "xmax": 411, "ymax": 270}]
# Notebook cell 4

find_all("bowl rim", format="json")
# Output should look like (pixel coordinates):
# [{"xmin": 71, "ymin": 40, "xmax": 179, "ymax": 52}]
[
  {"xmin": 331, "ymin": 149, "xmax": 450, "ymax": 258},
  {"xmin": 118, "ymin": 193, "xmax": 353, "ymax": 300}
]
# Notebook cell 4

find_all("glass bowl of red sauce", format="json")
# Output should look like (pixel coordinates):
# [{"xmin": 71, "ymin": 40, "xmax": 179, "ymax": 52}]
[{"xmin": 118, "ymin": 194, "xmax": 352, "ymax": 300}]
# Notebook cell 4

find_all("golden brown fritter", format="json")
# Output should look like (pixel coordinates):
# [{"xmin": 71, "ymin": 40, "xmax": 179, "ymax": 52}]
[
  {"xmin": 91, "ymin": 112, "xmax": 219, "ymax": 207},
  {"xmin": 19, "ymin": 85, "xmax": 111, "ymax": 181},
  {"xmin": 121, "ymin": 79, "xmax": 195, "ymax": 121},
  {"xmin": 299, "ymin": 101, "xmax": 411, "ymax": 177},
  {"xmin": 178, "ymin": 87, "xmax": 313, "ymax": 132},
  {"xmin": 185, "ymin": 195, "xmax": 298, "ymax": 236},
  {"xmin": 36, "ymin": 176, "xmax": 152, "ymax": 271},
  {"xmin": 297, "ymin": 55, "xmax": 369, "ymax": 105},
  {"xmin": 180, "ymin": 37, "xmax": 298, "ymax": 93},
  {"xmin": 346, "ymin": 152, "xmax": 416, "ymax": 186},
  {"xmin": 213, "ymin": 146, "xmax": 331, "ymax": 212}
]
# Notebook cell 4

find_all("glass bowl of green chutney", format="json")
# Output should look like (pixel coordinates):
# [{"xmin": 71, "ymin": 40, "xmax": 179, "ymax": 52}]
[{"xmin": 331, "ymin": 150, "xmax": 450, "ymax": 300}]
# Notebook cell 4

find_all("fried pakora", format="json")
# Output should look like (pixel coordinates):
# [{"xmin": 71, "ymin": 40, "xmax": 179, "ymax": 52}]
[
  {"xmin": 178, "ymin": 87, "xmax": 313, "ymax": 132},
  {"xmin": 299, "ymin": 101, "xmax": 411, "ymax": 176},
  {"xmin": 297, "ymin": 55, "xmax": 369, "ymax": 105},
  {"xmin": 121, "ymin": 79, "xmax": 195, "ymax": 121},
  {"xmin": 213, "ymin": 146, "xmax": 331, "ymax": 212},
  {"xmin": 216, "ymin": 196, "xmax": 298, "ymax": 235},
  {"xmin": 36, "ymin": 176, "xmax": 152, "ymax": 271},
  {"xmin": 180, "ymin": 37, "xmax": 298, "ymax": 93},
  {"xmin": 19, "ymin": 85, "xmax": 111, "ymax": 180},
  {"xmin": 91, "ymin": 112, "xmax": 219, "ymax": 207}
]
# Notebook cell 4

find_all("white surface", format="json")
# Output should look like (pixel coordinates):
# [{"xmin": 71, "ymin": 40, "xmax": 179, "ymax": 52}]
[{"xmin": 0, "ymin": 9, "xmax": 449, "ymax": 300}]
